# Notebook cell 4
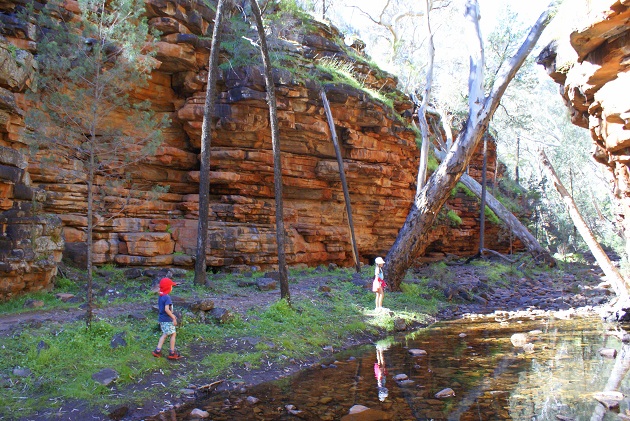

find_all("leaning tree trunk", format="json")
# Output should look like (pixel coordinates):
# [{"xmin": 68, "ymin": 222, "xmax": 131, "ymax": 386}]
[
  {"xmin": 321, "ymin": 90, "xmax": 360, "ymax": 272},
  {"xmin": 250, "ymin": 0, "xmax": 290, "ymax": 302},
  {"xmin": 384, "ymin": 1, "xmax": 557, "ymax": 290},
  {"xmin": 459, "ymin": 173, "xmax": 554, "ymax": 263},
  {"xmin": 432, "ymin": 145, "xmax": 554, "ymax": 263},
  {"xmin": 539, "ymin": 148, "xmax": 629, "ymax": 300},
  {"xmin": 194, "ymin": 0, "xmax": 226, "ymax": 286}
]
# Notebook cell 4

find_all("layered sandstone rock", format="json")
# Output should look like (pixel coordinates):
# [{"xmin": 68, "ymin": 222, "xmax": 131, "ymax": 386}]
[
  {"xmin": 0, "ymin": 36, "xmax": 63, "ymax": 299},
  {"xmin": 0, "ymin": 0, "xmax": 521, "ymax": 284},
  {"xmin": 538, "ymin": 0, "xmax": 630, "ymax": 256}
]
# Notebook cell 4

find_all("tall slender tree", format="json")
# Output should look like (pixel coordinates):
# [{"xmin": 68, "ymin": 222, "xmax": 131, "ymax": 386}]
[
  {"xmin": 195, "ymin": 0, "xmax": 227, "ymax": 286},
  {"xmin": 24, "ymin": 0, "xmax": 166, "ymax": 327},
  {"xmin": 415, "ymin": 0, "xmax": 436, "ymax": 195},
  {"xmin": 249, "ymin": 0, "xmax": 290, "ymax": 302}
]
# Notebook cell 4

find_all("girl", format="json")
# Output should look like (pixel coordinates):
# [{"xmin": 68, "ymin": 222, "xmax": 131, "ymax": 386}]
[{"xmin": 372, "ymin": 257, "xmax": 386, "ymax": 311}]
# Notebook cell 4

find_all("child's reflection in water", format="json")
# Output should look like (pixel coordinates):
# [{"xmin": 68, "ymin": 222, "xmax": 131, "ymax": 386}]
[{"xmin": 374, "ymin": 343, "xmax": 388, "ymax": 401}]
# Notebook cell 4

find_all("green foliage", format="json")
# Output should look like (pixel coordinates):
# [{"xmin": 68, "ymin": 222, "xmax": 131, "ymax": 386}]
[
  {"xmin": 315, "ymin": 57, "xmax": 394, "ymax": 109},
  {"xmin": 54, "ymin": 276, "xmax": 80, "ymax": 293},
  {"xmin": 6, "ymin": 43, "xmax": 18, "ymax": 59},
  {"xmin": 219, "ymin": 15, "xmax": 259, "ymax": 71},
  {"xmin": 24, "ymin": 0, "xmax": 168, "ymax": 185},
  {"xmin": 484, "ymin": 206, "xmax": 501, "ymax": 225},
  {"xmin": 450, "ymin": 182, "xmax": 475, "ymax": 198},
  {"xmin": 447, "ymin": 210, "xmax": 462, "ymax": 226},
  {"xmin": 428, "ymin": 154, "xmax": 439, "ymax": 172}
]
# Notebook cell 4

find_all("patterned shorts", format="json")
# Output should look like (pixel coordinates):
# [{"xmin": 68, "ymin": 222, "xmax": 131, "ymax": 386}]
[{"xmin": 159, "ymin": 321, "xmax": 176, "ymax": 335}]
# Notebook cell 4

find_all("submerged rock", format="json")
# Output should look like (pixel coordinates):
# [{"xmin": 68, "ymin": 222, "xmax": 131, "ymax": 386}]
[
  {"xmin": 510, "ymin": 333, "xmax": 528, "ymax": 347},
  {"xmin": 189, "ymin": 408, "xmax": 210, "ymax": 418},
  {"xmin": 593, "ymin": 391, "xmax": 623, "ymax": 409},
  {"xmin": 435, "ymin": 388, "xmax": 455, "ymax": 398},
  {"xmin": 599, "ymin": 348, "xmax": 617, "ymax": 358},
  {"xmin": 341, "ymin": 407, "xmax": 392, "ymax": 420}
]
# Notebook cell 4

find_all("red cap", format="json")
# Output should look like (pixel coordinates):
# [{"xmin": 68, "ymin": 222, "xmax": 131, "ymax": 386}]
[{"xmin": 159, "ymin": 277, "xmax": 178, "ymax": 295}]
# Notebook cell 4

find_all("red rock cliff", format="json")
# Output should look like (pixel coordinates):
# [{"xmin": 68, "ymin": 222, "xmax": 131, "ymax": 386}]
[
  {"xmin": 538, "ymin": 0, "xmax": 630, "ymax": 257},
  {"xmin": 0, "ymin": 0, "xmax": 520, "ymax": 287}
]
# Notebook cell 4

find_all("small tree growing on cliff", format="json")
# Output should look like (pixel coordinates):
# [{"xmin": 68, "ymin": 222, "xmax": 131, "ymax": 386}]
[{"xmin": 23, "ymin": 0, "xmax": 167, "ymax": 328}]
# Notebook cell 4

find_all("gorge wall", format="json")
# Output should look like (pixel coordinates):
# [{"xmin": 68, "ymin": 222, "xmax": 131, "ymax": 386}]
[
  {"xmin": 538, "ymin": 0, "xmax": 630, "ymax": 257},
  {"xmin": 0, "ymin": 37, "xmax": 64, "ymax": 298},
  {"xmin": 0, "ymin": 0, "xmax": 520, "ymax": 296}
]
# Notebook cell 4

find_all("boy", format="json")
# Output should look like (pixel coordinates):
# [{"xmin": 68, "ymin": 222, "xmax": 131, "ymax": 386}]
[{"xmin": 152, "ymin": 277, "xmax": 182, "ymax": 359}]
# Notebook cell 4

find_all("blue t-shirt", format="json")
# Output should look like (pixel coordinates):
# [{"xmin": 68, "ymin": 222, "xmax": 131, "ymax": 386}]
[{"xmin": 158, "ymin": 294, "xmax": 173, "ymax": 323}]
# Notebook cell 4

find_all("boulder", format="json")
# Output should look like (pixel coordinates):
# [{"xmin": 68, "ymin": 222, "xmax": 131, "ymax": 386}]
[
  {"xmin": 91, "ymin": 368, "xmax": 119, "ymax": 386},
  {"xmin": 256, "ymin": 278, "xmax": 277, "ymax": 291}
]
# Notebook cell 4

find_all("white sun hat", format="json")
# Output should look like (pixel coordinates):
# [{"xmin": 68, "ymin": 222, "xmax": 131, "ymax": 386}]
[{"xmin": 375, "ymin": 257, "xmax": 385, "ymax": 264}]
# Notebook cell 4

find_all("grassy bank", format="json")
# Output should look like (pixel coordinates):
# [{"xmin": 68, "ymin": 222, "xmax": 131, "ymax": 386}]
[{"xmin": 0, "ymin": 264, "xmax": 444, "ymax": 419}]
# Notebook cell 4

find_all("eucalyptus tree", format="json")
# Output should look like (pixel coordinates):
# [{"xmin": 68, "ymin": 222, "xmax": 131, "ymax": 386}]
[
  {"xmin": 384, "ymin": 1, "xmax": 558, "ymax": 289},
  {"xmin": 249, "ymin": 0, "xmax": 291, "ymax": 302},
  {"xmin": 539, "ymin": 149, "xmax": 629, "ymax": 301},
  {"xmin": 195, "ymin": 0, "xmax": 227, "ymax": 286},
  {"xmin": 24, "ymin": 0, "xmax": 166, "ymax": 327}
]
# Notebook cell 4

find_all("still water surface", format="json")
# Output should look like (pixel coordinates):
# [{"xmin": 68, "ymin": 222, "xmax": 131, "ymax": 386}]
[{"xmin": 171, "ymin": 315, "xmax": 630, "ymax": 420}]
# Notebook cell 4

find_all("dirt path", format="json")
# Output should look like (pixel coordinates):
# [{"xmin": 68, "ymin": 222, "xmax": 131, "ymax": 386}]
[{"xmin": 0, "ymin": 271, "xmax": 350, "ymax": 336}]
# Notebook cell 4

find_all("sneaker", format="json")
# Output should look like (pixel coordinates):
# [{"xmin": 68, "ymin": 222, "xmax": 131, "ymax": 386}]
[
  {"xmin": 152, "ymin": 348, "xmax": 162, "ymax": 357},
  {"xmin": 167, "ymin": 350, "xmax": 182, "ymax": 360}
]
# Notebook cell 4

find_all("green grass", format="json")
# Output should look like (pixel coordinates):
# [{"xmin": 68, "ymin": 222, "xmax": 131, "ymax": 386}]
[
  {"xmin": 471, "ymin": 260, "xmax": 522, "ymax": 286},
  {"xmin": 315, "ymin": 57, "xmax": 394, "ymax": 109},
  {"xmin": 0, "ymin": 289, "xmax": 76, "ymax": 315},
  {"xmin": 0, "ymin": 318, "xmax": 158, "ymax": 417},
  {"xmin": 0, "ymin": 264, "xmax": 444, "ymax": 418}
]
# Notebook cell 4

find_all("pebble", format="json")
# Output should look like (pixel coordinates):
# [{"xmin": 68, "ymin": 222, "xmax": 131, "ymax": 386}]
[
  {"xmin": 189, "ymin": 408, "xmax": 209, "ymax": 418},
  {"xmin": 12, "ymin": 368, "xmax": 31, "ymax": 378}
]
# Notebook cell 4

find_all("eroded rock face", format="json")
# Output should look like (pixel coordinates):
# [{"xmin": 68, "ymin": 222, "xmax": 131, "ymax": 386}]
[
  {"xmin": 538, "ymin": 0, "xmax": 630, "ymax": 257},
  {"xmin": 0, "ymin": 37, "xmax": 63, "ymax": 299},
  {"xmin": 0, "ymin": 0, "xmax": 519, "ymax": 283}
]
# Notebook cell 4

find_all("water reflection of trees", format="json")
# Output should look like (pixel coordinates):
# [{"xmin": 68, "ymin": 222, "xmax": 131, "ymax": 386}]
[
  {"xmin": 590, "ymin": 341, "xmax": 630, "ymax": 421},
  {"xmin": 507, "ymin": 320, "xmax": 630, "ymax": 420}
]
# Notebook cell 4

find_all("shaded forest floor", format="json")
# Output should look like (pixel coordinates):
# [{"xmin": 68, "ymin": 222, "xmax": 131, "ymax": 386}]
[{"xmin": 0, "ymin": 253, "xmax": 615, "ymax": 421}]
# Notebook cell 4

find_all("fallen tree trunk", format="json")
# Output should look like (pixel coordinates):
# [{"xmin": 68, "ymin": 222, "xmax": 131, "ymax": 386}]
[
  {"xmin": 432, "ymin": 144, "xmax": 554, "ymax": 263},
  {"xmin": 384, "ymin": 1, "xmax": 557, "ymax": 290},
  {"xmin": 459, "ymin": 173, "xmax": 555, "ymax": 264},
  {"xmin": 539, "ymin": 148, "xmax": 629, "ymax": 300}
]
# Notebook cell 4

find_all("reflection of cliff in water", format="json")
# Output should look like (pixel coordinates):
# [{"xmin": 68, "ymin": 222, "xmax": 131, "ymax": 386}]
[{"xmin": 150, "ymin": 316, "xmax": 630, "ymax": 420}]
